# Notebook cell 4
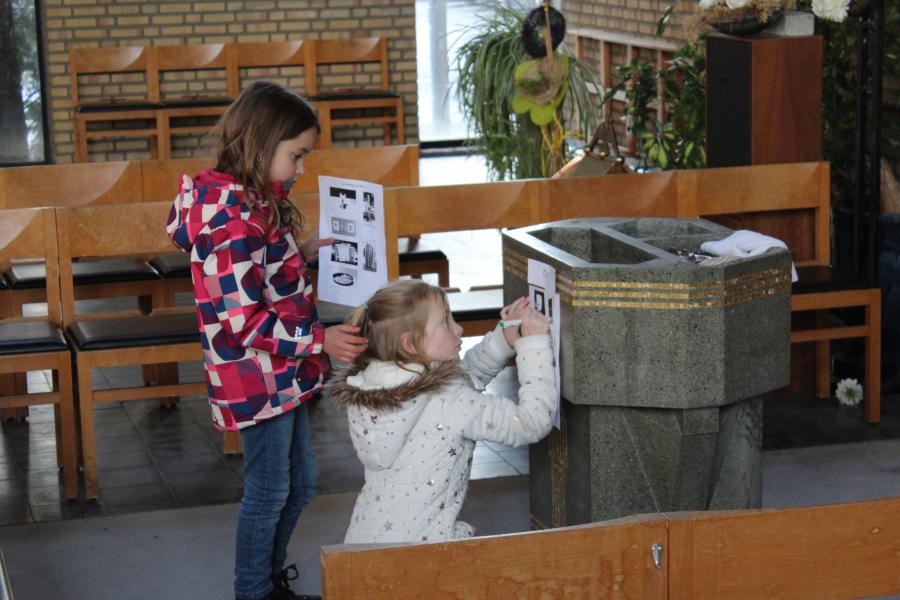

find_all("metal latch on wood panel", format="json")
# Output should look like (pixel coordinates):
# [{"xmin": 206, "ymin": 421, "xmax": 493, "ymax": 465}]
[{"xmin": 651, "ymin": 542, "xmax": 663, "ymax": 569}]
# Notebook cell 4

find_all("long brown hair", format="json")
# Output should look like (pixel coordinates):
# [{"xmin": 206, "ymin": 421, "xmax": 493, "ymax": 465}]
[
  {"xmin": 345, "ymin": 280, "xmax": 450, "ymax": 371},
  {"xmin": 210, "ymin": 80, "xmax": 319, "ymax": 236}
]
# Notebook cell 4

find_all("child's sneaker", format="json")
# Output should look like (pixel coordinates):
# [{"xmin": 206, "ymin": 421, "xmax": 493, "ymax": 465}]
[{"xmin": 270, "ymin": 564, "xmax": 321, "ymax": 600}]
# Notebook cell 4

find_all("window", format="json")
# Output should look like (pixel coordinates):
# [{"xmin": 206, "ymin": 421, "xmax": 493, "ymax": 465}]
[
  {"xmin": 415, "ymin": 0, "xmax": 521, "ymax": 143},
  {"xmin": 0, "ymin": 0, "xmax": 48, "ymax": 164}
]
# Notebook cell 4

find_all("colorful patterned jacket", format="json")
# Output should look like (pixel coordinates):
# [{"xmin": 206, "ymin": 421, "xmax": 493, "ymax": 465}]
[{"xmin": 167, "ymin": 169, "xmax": 330, "ymax": 431}]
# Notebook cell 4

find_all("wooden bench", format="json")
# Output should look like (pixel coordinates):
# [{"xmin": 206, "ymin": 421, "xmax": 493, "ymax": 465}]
[{"xmin": 321, "ymin": 496, "xmax": 900, "ymax": 599}]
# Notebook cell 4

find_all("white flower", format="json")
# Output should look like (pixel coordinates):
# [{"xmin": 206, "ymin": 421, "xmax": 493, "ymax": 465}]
[
  {"xmin": 812, "ymin": 0, "xmax": 851, "ymax": 22},
  {"xmin": 725, "ymin": 0, "xmax": 749, "ymax": 8},
  {"xmin": 835, "ymin": 378, "xmax": 864, "ymax": 406},
  {"xmin": 698, "ymin": 0, "xmax": 721, "ymax": 9}
]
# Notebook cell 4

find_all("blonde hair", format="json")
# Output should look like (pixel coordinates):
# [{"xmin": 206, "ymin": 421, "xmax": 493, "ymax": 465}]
[
  {"xmin": 345, "ymin": 280, "xmax": 449, "ymax": 370},
  {"xmin": 210, "ymin": 80, "xmax": 319, "ymax": 236}
]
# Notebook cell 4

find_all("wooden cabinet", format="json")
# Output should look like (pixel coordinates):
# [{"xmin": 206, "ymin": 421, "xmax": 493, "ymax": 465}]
[{"xmin": 706, "ymin": 33, "xmax": 823, "ymax": 167}]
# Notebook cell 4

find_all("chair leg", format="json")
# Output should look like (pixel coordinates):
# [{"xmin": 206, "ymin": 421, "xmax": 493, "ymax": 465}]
[
  {"xmin": 77, "ymin": 358, "xmax": 99, "ymax": 500},
  {"xmin": 156, "ymin": 363, "xmax": 181, "ymax": 407},
  {"xmin": 814, "ymin": 311, "xmax": 831, "ymax": 399},
  {"xmin": 864, "ymin": 290, "xmax": 882, "ymax": 424},
  {"xmin": 55, "ymin": 361, "xmax": 79, "ymax": 500}
]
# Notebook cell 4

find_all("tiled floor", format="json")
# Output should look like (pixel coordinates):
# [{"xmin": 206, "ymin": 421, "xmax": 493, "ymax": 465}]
[{"xmin": 2, "ymin": 152, "xmax": 898, "ymax": 526}]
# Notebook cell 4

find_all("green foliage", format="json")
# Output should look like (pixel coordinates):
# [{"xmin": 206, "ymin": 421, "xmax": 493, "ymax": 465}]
[
  {"xmin": 453, "ymin": 1, "xmax": 602, "ymax": 180},
  {"xmin": 604, "ymin": 40, "xmax": 706, "ymax": 170}
]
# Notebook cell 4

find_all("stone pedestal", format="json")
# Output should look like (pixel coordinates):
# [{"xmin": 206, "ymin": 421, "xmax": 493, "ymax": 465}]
[{"xmin": 502, "ymin": 217, "xmax": 792, "ymax": 527}]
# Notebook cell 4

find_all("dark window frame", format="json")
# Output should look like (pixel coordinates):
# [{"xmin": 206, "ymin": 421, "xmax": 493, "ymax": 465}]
[{"xmin": 0, "ymin": 0, "xmax": 51, "ymax": 167}]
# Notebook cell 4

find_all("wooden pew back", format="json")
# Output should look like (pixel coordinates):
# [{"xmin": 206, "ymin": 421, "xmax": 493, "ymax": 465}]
[
  {"xmin": 304, "ymin": 37, "xmax": 390, "ymax": 95},
  {"xmin": 69, "ymin": 45, "xmax": 160, "ymax": 105},
  {"xmin": 55, "ymin": 201, "xmax": 181, "ymax": 324},
  {"xmin": 0, "ymin": 161, "xmax": 144, "ymax": 209},
  {"xmin": 157, "ymin": 43, "xmax": 236, "ymax": 101},
  {"xmin": 321, "ymin": 496, "xmax": 900, "ymax": 599},
  {"xmin": 139, "ymin": 144, "xmax": 420, "ymax": 201},
  {"xmin": 380, "ymin": 162, "xmax": 829, "ymax": 279},
  {"xmin": 233, "ymin": 40, "xmax": 306, "ymax": 91}
]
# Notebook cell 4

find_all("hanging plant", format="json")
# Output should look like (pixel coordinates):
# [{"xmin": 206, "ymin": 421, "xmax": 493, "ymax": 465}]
[
  {"xmin": 511, "ymin": 4, "xmax": 570, "ymax": 175},
  {"xmin": 454, "ymin": 1, "xmax": 602, "ymax": 180}
]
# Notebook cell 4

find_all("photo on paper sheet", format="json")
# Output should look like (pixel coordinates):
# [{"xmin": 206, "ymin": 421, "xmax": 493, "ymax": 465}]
[
  {"xmin": 363, "ymin": 192, "xmax": 376, "ymax": 223},
  {"xmin": 529, "ymin": 285, "xmax": 546, "ymax": 317},
  {"xmin": 318, "ymin": 175, "xmax": 388, "ymax": 307},
  {"xmin": 332, "ymin": 270, "xmax": 356, "ymax": 287},
  {"xmin": 330, "ymin": 186, "xmax": 357, "ymax": 210},
  {"xmin": 331, "ymin": 240, "xmax": 358, "ymax": 266},
  {"xmin": 331, "ymin": 216, "xmax": 357, "ymax": 237},
  {"xmin": 362, "ymin": 241, "xmax": 377, "ymax": 272}
]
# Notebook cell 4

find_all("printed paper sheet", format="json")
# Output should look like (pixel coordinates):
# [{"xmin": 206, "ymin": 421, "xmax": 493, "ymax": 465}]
[
  {"xmin": 527, "ymin": 258, "xmax": 562, "ymax": 428},
  {"xmin": 317, "ymin": 176, "xmax": 387, "ymax": 307}
]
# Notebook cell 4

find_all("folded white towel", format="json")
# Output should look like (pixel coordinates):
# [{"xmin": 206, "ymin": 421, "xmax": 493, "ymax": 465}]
[{"xmin": 700, "ymin": 230, "xmax": 798, "ymax": 282}]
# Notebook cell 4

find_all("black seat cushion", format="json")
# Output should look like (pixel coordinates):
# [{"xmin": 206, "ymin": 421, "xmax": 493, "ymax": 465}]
[
  {"xmin": 5, "ymin": 258, "xmax": 160, "ymax": 289},
  {"xmin": 0, "ymin": 321, "xmax": 68, "ymax": 356},
  {"xmin": 76, "ymin": 100, "xmax": 162, "ymax": 113},
  {"xmin": 311, "ymin": 90, "xmax": 400, "ymax": 101},
  {"xmin": 149, "ymin": 253, "xmax": 191, "ymax": 278},
  {"xmin": 792, "ymin": 266, "xmax": 877, "ymax": 295},
  {"xmin": 447, "ymin": 288, "xmax": 503, "ymax": 322},
  {"xmin": 161, "ymin": 96, "xmax": 233, "ymax": 109},
  {"xmin": 398, "ymin": 238, "xmax": 447, "ymax": 263},
  {"xmin": 67, "ymin": 312, "xmax": 199, "ymax": 351},
  {"xmin": 0, "ymin": 276, "xmax": 7, "ymax": 290}
]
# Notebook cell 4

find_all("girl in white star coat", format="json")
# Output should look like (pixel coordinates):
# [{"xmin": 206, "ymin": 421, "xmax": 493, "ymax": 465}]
[{"xmin": 326, "ymin": 279, "xmax": 556, "ymax": 544}]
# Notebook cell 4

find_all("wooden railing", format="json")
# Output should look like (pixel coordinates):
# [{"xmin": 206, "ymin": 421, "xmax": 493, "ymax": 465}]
[{"xmin": 321, "ymin": 496, "xmax": 900, "ymax": 599}]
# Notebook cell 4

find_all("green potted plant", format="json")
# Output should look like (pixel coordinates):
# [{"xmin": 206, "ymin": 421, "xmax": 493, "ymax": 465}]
[{"xmin": 454, "ymin": 1, "xmax": 602, "ymax": 180}]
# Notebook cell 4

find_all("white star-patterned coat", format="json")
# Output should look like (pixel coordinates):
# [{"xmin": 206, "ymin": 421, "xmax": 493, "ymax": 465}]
[{"xmin": 326, "ymin": 328, "xmax": 556, "ymax": 544}]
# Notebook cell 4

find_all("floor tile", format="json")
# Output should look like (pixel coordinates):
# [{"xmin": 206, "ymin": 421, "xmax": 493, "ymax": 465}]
[
  {"xmin": 99, "ymin": 465, "xmax": 165, "ymax": 489},
  {"xmin": 97, "ymin": 483, "xmax": 176, "ymax": 509},
  {"xmin": 95, "ymin": 450, "xmax": 154, "ymax": 471}
]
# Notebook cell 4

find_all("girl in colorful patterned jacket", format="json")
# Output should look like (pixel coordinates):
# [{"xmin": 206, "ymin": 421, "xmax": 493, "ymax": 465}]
[
  {"xmin": 167, "ymin": 81, "xmax": 367, "ymax": 600},
  {"xmin": 326, "ymin": 280, "xmax": 556, "ymax": 544}
]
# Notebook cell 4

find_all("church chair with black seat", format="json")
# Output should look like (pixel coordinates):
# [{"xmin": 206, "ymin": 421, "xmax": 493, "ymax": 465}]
[
  {"xmin": 156, "ymin": 43, "xmax": 238, "ymax": 159},
  {"xmin": 0, "ymin": 208, "xmax": 78, "ymax": 499},
  {"xmin": 69, "ymin": 46, "xmax": 163, "ymax": 162},
  {"xmin": 304, "ymin": 37, "xmax": 404, "ymax": 148},
  {"xmin": 56, "ymin": 201, "xmax": 206, "ymax": 499}
]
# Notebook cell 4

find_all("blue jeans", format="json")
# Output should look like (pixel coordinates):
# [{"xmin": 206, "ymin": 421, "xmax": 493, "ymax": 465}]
[{"xmin": 234, "ymin": 402, "xmax": 318, "ymax": 600}]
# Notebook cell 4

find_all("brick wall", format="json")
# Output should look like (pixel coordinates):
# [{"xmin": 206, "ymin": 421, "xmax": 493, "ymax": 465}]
[
  {"xmin": 562, "ymin": 0, "xmax": 697, "ymax": 46},
  {"xmin": 42, "ymin": 0, "xmax": 418, "ymax": 163}
]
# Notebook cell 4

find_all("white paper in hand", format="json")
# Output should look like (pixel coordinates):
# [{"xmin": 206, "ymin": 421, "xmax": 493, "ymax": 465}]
[{"xmin": 317, "ymin": 176, "xmax": 388, "ymax": 306}]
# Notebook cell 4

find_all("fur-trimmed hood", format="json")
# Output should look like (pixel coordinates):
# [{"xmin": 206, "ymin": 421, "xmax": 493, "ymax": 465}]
[
  {"xmin": 325, "ymin": 359, "xmax": 466, "ymax": 472},
  {"xmin": 326, "ymin": 360, "xmax": 464, "ymax": 410}
]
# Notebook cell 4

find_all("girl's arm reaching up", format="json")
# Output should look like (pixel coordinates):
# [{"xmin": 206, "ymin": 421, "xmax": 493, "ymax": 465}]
[{"xmin": 454, "ymin": 309, "xmax": 556, "ymax": 447}]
